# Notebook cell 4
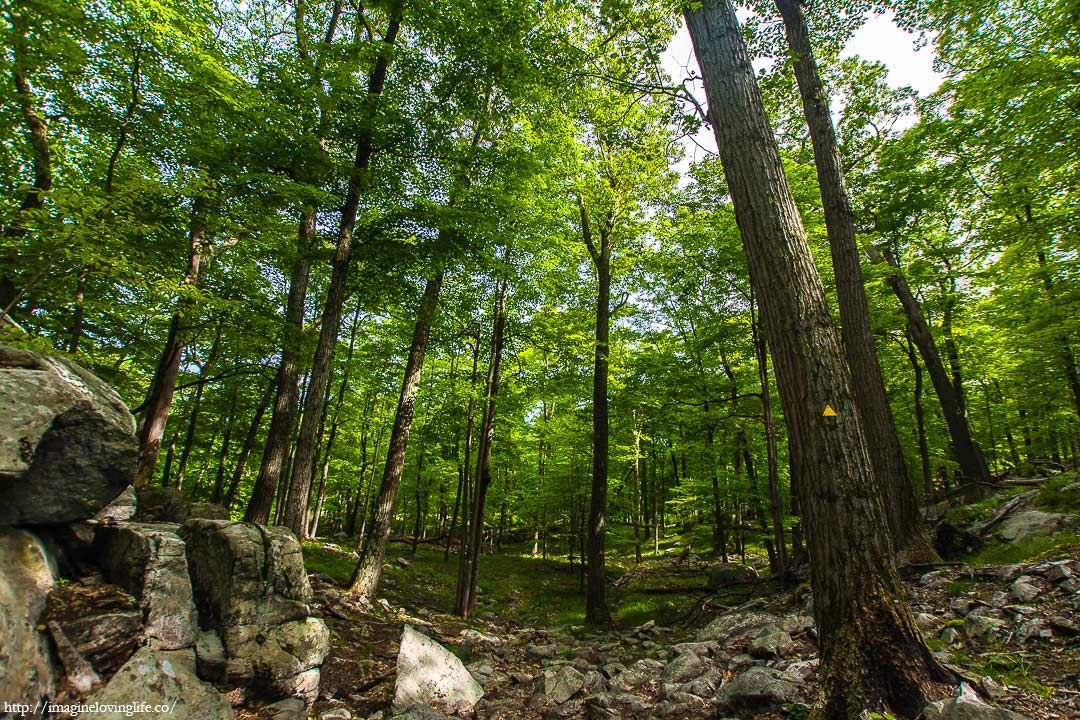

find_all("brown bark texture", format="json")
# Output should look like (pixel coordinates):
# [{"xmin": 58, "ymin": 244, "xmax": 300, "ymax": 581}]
[
  {"xmin": 774, "ymin": 0, "xmax": 937, "ymax": 565},
  {"xmin": 685, "ymin": 1, "xmax": 953, "ymax": 716}
]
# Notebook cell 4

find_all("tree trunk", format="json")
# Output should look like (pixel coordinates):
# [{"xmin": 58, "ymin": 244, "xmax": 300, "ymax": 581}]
[
  {"xmin": 774, "ymin": 0, "xmax": 937, "ymax": 566},
  {"xmin": 134, "ymin": 200, "xmax": 212, "ymax": 488},
  {"xmin": 223, "ymin": 375, "xmax": 274, "ymax": 510},
  {"xmin": 751, "ymin": 300, "xmax": 786, "ymax": 578},
  {"xmin": 456, "ymin": 248, "xmax": 511, "ymax": 618},
  {"xmin": 284, "ymin": 5, "xmax": 402, "ymax": 539},
  {"xmin": 176, "ymin": 325, "xmax": 223, "ymax": 488},
  {"xmin": 686, "ymin": 2, "xmax": 954, "ymax": 716},
  {"xmin": 2, "ymin": 19, "xmax": 53, "ymax": 316},
  {"xmin": 348, "ymin": 271, "xmax": 443, "ymax": 602},
  {"xmin": 578, "ymin": 197, "xmax": 613, "ymax": 626},
  {"xmin": 879, "ymin": 249, "xmax": 992, "ymax": 490},
  {"xmin": 446, "ymin": 333, "xmax": 482, "ymax": 561},
  {"xmin": 211, "ymin": 385, "xmax": 240, "ymax": 504},
  {"xmin": 905, "ymin": 331, "xmax": 933, "ymax": 502},
  {"xmin": 246, "ymin": 213, "xmax": 314, "ymax": 523}
]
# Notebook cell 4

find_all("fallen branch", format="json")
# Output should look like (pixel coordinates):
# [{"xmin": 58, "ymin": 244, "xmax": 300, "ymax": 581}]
[
  {"xmin": 974, "ymin": 490, "xmax": 1037, "ymax": 536},
  {"xmin": 354, "ymin": 670, "xmax": 396, "ymax": 694}
]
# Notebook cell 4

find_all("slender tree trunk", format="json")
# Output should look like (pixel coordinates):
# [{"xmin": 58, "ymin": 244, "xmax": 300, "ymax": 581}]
[
  {"xmin": 456, "ymin": 248, "xmax": 511, "ymax": 617},
  {"xmin": 176, "ymin": 326, "xmax": 223, "ymax": 488},
  {"xmin": 577, "ymin": 197, "xmax": 613, "ymax": 626},
  {"xmin": 1033, "ymin": 245, "xmax": 1080, "ymax": 422},
  {"xmin": 774, "ymin": 0, "xmax": 937, "ymax": 565},
  {"xmin": 2, "ymin": 19, "xmax": 53, "ymax": 316},
  {"xmin": 67, "ymin": 270, "xmax": 86, "ymax": 354},
  {"xmin": 246, "ymin": 214, "xmax": 313, "ymax": 522},
  {"xmin": 751, "ymin": 300, "xmax": 786, "ymax": 577},
  {"xmin": 880, "ymin": 249, "xmax": 992, "ymax": 489},
  {"xmin": 285, "ymin": 6, "xmax": 403, "ymax": 539},
  {"xmin": 211, "ymin": 386, "xmax": 239, "ymax": 504},
  {"xmin": 348, "ymin": 271, "xmax": 443, "ymax": 602},
  {"xmin": 224, "ymin": 376, "xmax": 274, "ymax": 510},
  {"xmin": 134, "ymin": 201, "xmax": 212, "ymax": 488},
  {"xmin": 161, "ymin": 434, "xmax": 178, "ymax": 488},
  {"xmin": 686, "ymin": 2, "xmax": 954, "ymax": 716},
  {"xmin": 905, "ymin": 331, "xmax": 933, "ymax": 502},
  {"xmin": 446, "ymin": 335, "xmax": 481, "ymax": 561}
]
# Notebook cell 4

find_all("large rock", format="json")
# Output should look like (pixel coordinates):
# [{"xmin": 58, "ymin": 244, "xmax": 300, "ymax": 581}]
[
  {"xmin": 394, "ymin": 625, "xmax": 483, "ymax": 714},
  {"xmin": 923, "ymin": 682, "xmax": 1029, "ymax": 720},
  {"xmin": 707, "ymin": 563, "xmax": 758, "ymax": 589},
  {"xmin": 0, "ymin": 346, "xmax": 137, "ymax": 525},
  {"xmin": 0, "ymin": 528, "xmax": 56, "ymax": 705},
  {"xmin": 540, "ymin": 665, "xmax": 587, "ymax": 705},
  {"xmin": 696, "ymin": 610, "xmax": 777, "ymax": 644},
  {"xmin": 45, "ymin": 581, "xmax": 143, "ymax": 675},
  {"xmin": 136, "ymin": 486, "xmax": 229, "ymax": 524},
  {"xmin": 180, "ymin": 519, "xmax": 329, "ymax": 701},
  {"xmin": 748, "ymin": 626, "xmax": 794, "ymax": 659},
  {"xmin": 96, "ymin": 522, "xmax": 198, "ymax": 650},
  {"xmin": 715, "ymin": 667, "xmax": 802, "ymax": 712},
  {"xmin": 87, "ymin": 647, "xmax": 233, "ymax": 720},
  {"xmin": 996, "ymin": 510, "xmax": 1069, "ymax": 544}
]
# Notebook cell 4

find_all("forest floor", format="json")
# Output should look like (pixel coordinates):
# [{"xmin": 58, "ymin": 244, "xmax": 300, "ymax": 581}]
[{"xmin": 283, "ymin": 473, "xmax": 1079, "ymax": 720}]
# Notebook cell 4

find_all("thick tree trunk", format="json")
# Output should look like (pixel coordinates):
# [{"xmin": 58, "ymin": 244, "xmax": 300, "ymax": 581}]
[
  {"xmin": 456, "ymin": 248, "xmax": 511, "ymax": 618},
  {"xmin": 134, "ymin": 202, "xmax": 211, "ymax": 488},
  {"xmin": 246, "ymin": 214, "xmax": 313, "ymax": 523},
  {"xmin": 686, "ymin": 2, "xmax": 953, "ymax": 716},
  {"xmin": 348, "ymin": 272, "xmax": 443, "ymax": 602},
  {"xmin": 774, "ymin": 0, "xmax": 937, "ymax": 565},
  {"xmin": 284, "ymin": 6, "xmax": 402, "ymax": 538}
]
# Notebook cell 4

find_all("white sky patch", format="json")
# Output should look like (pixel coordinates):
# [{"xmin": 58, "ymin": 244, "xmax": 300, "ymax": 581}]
[{"xmin": 662, "ymin": 10, "xmax": 944, "ymax": 174}]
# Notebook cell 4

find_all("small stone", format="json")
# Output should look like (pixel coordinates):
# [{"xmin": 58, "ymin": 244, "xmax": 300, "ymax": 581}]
[
  {"xmin": 320, "ymin": 708, "xmax": 352, "ymax": 720},
  {"xmin": 715, "ymin": 667, "xmax": 802, "ymax": 712},
  {"xmin": 989, "ymin": 591, "xmax": 1008, "ymax": 608},
  {"xmin": 941, "ymin": 626, "xmax": 961, "ymax": 644},
  {"xmin": 949, "ymin": 597, "xmax": 973, "ymax": 616},
  {"xmin": 748, "ymin": 626, "xmax": 794, "ymax": 659},
  {"xmin": 1010, "ymin": 577, "xmax": 1041, "ymax": 603},
  {"xmin": 1047, "ymin": 563, "xmax": 1073, "ymax": 583},
  {"xmin": 393, "ymin": 625, "xmax": 483, "ymax": 714}
]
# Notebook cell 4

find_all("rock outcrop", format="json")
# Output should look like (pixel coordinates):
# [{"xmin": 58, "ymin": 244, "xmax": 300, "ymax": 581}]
[
  {"xmin": 0, "ymin": 528, "xmax": 56, "ymax": 704},
  {"xmin": 0, "ymin": 346, "xmax": 136, "ymax": 525},
  {"xmin": 96, "ymin": 522, "xmax": 199, "ymax": 650},
  {"xmin": 87, "ymin": 647, "xmax": 233, "ymax": 720},
  {"xmin": 393, "ymin": 625, "xmax": 483, "ymax": 714},
  {"xmin": 180, "ymin": 519, "xmax": 330, "ymax": 702}
]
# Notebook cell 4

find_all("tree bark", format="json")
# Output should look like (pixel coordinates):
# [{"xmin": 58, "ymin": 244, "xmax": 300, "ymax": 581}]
[
  {"xmin": 246, "ymin": 213, "xmax": 314, "ymax": 522},
  {"xmin": 578, "ymin": 196, "xmax": 613, "ymax": 626},
  {"xmin": 456, "ymin": 247, "xmax": 511, "ymax": 617},
  {"xmin": 2, "ymin": 19, "xmax": 53, "ymax": 316},
  {"xmin": 284, "ymin": 4, "xmax": 403, "ymax": 539},
  {"xmin": 347, "ymin": 271, "xmax": 443, "ymax": 602},
  {"xmin": 774, "ymin": 0, "xmax": 937, "ymax": 565},
  {"xmin": 223, "ymin": 375, "xmax": 274, "ymax": 510},
  {"xmin": 686, "ymin": 2, "xmax": 953, "ymax": 716},
  {"xmin": 905, "ymin": 331, "xmax": 933, "ymax": 501},
  {"xmin": 751, "ymin": 299, "xmax": 786, "ymax": 578},
  {"xmin": 879, "ymin": 249, "xmax": 992, "ymax": 489},
  {"xmin": 133, "ymin": 200, "xmax": 212, "ymax": 488},
  {"xmin": 176, "ymin": 325, "xmax": 223, "ymax": 488},
  {"xmin": 446, "ymin": 333, "xmax": 482, "ymax": 561}
]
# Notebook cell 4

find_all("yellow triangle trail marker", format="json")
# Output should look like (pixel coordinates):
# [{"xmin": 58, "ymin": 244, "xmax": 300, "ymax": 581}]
[{"xmin": 822, "ymin": 404, "xmax": 837, "ymax": 417}]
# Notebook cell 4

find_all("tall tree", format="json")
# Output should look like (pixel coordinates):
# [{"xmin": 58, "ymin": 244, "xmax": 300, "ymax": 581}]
[
  {"xmin": 772, "ymin": 0, "xmax": 938, "ymax": 564},
  {"xmin": 685, "ymin": 1, "xmax": 953, "ymax": 716}
]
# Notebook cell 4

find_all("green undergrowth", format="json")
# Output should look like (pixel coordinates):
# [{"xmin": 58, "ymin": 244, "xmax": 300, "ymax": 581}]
[
  {"xmin": 1035, "ymin": 473, "xmax": 1080, "ymax": 514},
  {"xmin": 302, "ymin": 524, "xmax": 764, "ymax": 630},
  {"xmin": 963, "ymin": 531, "xmax": 1080, "ymax": 565},
  {"xmin": 951, "ymin": 645, "xmax": 1054, "ymax": 698}
]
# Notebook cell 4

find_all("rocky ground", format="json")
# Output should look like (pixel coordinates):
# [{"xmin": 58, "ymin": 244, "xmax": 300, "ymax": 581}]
[{"xmin": 282, "ymin": 536, "xmax": 1079, "ymax": 720}]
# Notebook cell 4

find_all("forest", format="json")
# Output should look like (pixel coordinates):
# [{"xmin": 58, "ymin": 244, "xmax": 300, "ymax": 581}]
[{"xmin": 2, "ymin": 0, "xmax": 1078, "ymax": 717}]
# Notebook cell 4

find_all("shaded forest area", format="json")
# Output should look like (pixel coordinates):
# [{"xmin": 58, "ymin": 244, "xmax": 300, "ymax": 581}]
[{"xmin": 2, "ymin": 0, "xmax": 1078, "ymax": 715}]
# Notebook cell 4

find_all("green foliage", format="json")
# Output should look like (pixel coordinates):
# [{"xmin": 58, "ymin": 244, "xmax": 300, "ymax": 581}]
[{"xmin": 965, "ymin": 532, "xmax": 1080, "ymax": 566}]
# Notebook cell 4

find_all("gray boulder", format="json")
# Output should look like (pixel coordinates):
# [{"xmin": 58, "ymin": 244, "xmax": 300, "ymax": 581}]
[
  {"xmin": 715, "ymin": 667, "xmax": 802, "ymax": 712},
  {"xmin": 748, "ymin": 626, "xmax": 794, "ymax": 659},
  {"xmin": 707, "ymin": 563, "xmax": 758, "ymax": 589},
  {"xmin": 0, "ymin": 346, "xmax": 137, "ymax": 525},
  {"xmin": 662, "ymin": 651, "xmax": 705, "ymax": 684},
  {"xmin": 136, "ymin": 486, "xmax": 229, "ymax": 523},
  {"xmin": 87, "ymin": 647, "xmax": 233, "ymax": 720},
  {"xmin": 0, "ymin": 528, "xmax": 56, "ymax": 705},
  {"xmin": 540, "ymin": 665, "xmax": 586, "ymax": 705},
  {"xmin": 696, "ymin": 610, "xmax": 777, "ymax": 643},
  {"xmin": 996, "ymin": 510, "xmax": 1068, "ymax": 543},
  {"xmin": 393, "ymin": 625, "xmax": 483, "ymax": 714},
  {"xmin": 965, "ymin": 614, "xmax": 1008, "ymax": 644},
  {"xmin": 923, "ymin": 682, "xmax": 1029, "ymax": 719},
  {"xmin": 95, "ymin": 522, "xmax": 198, "ymax": 650},
  {"xmin": 1009, "ymin": 576, "xmax": 1041, "ymax": 603},
  {"xmin": 47, "ymin": 581, "xmax": 142, "ymax": 675},
  {"xmin": 180, "ymin": 519, "xmax": 329, "ymax": 702}
]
